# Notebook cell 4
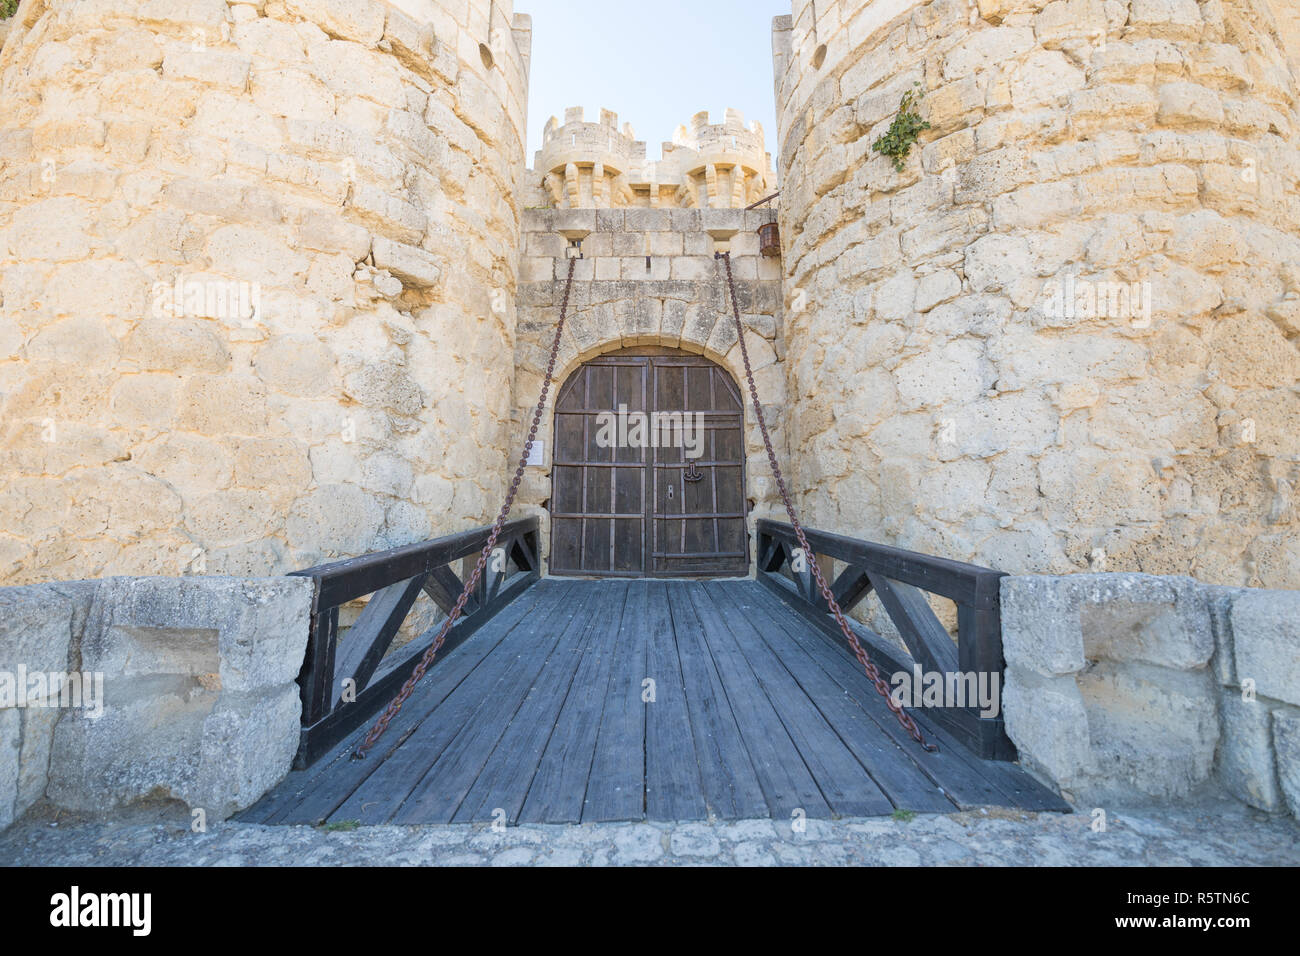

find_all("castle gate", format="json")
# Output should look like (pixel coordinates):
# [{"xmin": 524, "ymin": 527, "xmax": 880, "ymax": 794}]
[{"xmin": 549, "ymin": 347, "xmax": 748, "ymax": 578}]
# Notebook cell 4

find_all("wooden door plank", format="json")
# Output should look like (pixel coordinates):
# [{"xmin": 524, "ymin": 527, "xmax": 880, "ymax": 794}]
[
  {"xmin": 704, "ymin": 581, "xmax": 897, "ymax": 817},
  {"xmin": 386, "ymin": 580, "xmax": 607, "ymax": 824},
  {"xmin": 517, "ymin": 581, "xmax": 633, "ymax": 823},
  {"xmin": 712, "ymin": 582, "xmax": 956, "ymax": 814},
  {"xmin": 665, "ymin": 581, "xmax": 768, "ymax": 819},
  {"xmin": 254, "ymin": 581, "xmax": 557, "ymax": 825},
  {"xmin": 582, "ymin": 580, "xmax": 655, "ymax": 822},
  {"xmin": 642, "ymin": 580, "xmax": 709, "ymax": 822}
]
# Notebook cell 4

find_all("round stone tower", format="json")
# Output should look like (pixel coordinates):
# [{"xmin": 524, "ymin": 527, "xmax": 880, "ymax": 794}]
[
  {"xmin": 773, "ymin": 0, "xmax": 1300, "ymax": 588},
  {"xmin": 0, "ymin": 0, "xmax": 532, "ymax": 583}
]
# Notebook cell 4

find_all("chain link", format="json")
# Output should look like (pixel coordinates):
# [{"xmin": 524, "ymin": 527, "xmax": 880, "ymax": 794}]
[
  {"xmin": 717, "ymin": 252, "xmax": 936, "ymax": 752},
  {"xmin": 354, "ymin": 257, "xmax": 578, "ymax": 759}
]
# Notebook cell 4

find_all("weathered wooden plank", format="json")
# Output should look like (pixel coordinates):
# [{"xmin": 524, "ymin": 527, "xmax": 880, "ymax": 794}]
[
  {"xmin": 757, "ymin": 519, "xmax": 1003, "ymax": 608},
  {"xmin": 331, "ymin": 573, "xmax": 427, "ymax": 705},
  {"xmin": 320, "ymin": 581, "xmax": 589, "ymax": 825},
  {"xmin": 642, "ymin": 580, "xmax": 708, "ymax": 822},
  {"xmin": 297, "ymin": 603, "xmax": 337, "ymax": 728},
  {"xmin": 250, "ymin": 581, "xmax": 556, "ymax": 825},
  {"xmin": 706, "ymin": 582, "xmax": 902, "ymax": 817},
  {"xmin": 830, "ymin": 564, "xmax": 872, "ymax": 615},
  {"xmin": 867, "ymin": 571, "xmax": 960, "ymax": 677},
  {"xmin": 386, "ymin": 581, "xmax": 605, "ymax": 824},
  {"xmin": 715, "ymin": 582, "xmax": 956, "ymax": 814},
  {"xmin": 581, "ymin": 580, "xmax": 653, "ymax": 823},
  {"xmin": 453, "ymin": 581, "xmax": 625, "ymax": 825},
  {"xmin": 746, "ymin": 583, "xmax": 1052, "ymax": 811},
  {"xmin": 755, "ymin": 571, "xmax": 1008, "ymax": 759},
  {"xmin": 665, "ymin": 581, "xmax": 767, "ymax": 820},
  {"xmin": 297, "ymin": 518, "xmax": 537, "ymax": 609},
  {"xmin": 518, "ymin": 581, "xmax": 633, "ymax": 823},
  {"xmin": 684, "ymin": 582, "xmax": 832, "ymax": 820},
  {"xmin": 420, "ymin": 564, "xmax": 478, "ymax": 618},
  {"xmin": 293, "ymin": 570, "xmax": 537, "ymax": 766}
]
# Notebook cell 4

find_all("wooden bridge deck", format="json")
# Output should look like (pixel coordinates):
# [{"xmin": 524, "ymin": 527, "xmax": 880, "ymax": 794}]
[{"xmin": 242, "ymin": 579, "xmax": 1067, "ymax": 826}]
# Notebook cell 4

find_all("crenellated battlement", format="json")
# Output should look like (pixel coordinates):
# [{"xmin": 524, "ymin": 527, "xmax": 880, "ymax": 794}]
[{"xmin": 531, "ymin": 107, "xmax": 774, "ymax": 210}]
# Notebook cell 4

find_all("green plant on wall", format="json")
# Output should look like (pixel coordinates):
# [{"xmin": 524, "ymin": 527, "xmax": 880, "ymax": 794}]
[
  {"xmin": 1, "ymin": 0, "xmax": 18, "ymax": 19},
  {"xmin": 871, "ymin": 83, "xmax": 931, "ymax": 173}
]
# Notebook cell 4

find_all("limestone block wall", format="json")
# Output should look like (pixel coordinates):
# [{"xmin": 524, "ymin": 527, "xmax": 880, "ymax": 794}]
[
  {"xmin": 0, "ymin": 574, "xmax": 312, "ymax": 830},
  {"xmin": 513, "ymin": 207, "xmax": 785, "ymax": 570},
  {"xmin": 773, "ymin": 0, "xmax": 1300, "ymax": 589},
  {"xmin": 0, "ymin": 0, "xmax": 532, "ymax": 585},
  {"xmin": 1000, "ymin": 572, "xmax": 1300, "ymax": 817}
]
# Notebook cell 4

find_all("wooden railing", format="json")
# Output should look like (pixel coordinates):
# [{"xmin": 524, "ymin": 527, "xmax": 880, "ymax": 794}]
[
  {"xmin": 755, "ymin": 519, "xmax": 1014, "ymax": 760},
  {"xmin": 290, "ymin": 517, "xmax": 541, "ymax": 767}
]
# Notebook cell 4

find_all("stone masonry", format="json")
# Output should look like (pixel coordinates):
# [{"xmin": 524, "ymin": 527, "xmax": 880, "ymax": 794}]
[
  {"xmin": 0, "ymin": 0, "xmax": 533, "ymax": 585},
  {"xmin": 0, "ymin": 574, "xmax": 312, "ymax": 828},
  {"xmin": 526, "ymin": 107, "xmax": 775, "ymax": 210},
  {"xmin": 512, "ymin": 206, "xmax": 785, "ymax": 569},
  {"xmin": 0, "ymin": 0, "xmax": 1298, "ymax": 844},
  {"xmin": 1001, "ymin": 572, "xmax": 1300, "ymax": 818},
  {"xmin": 773, "ymin": 0, "xmax": 1300, "ymax": 589}
]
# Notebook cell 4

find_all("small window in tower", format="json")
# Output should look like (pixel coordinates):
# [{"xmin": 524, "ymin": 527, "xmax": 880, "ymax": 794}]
[{"xmin": 479, "ymin": 43, "xmax": 495, "ymax": 70}]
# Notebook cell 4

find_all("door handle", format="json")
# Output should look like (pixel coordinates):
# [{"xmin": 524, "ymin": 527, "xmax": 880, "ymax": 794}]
[{"xmin": 667, "ymin": 484, "xmax": 674, "ymax": 500}]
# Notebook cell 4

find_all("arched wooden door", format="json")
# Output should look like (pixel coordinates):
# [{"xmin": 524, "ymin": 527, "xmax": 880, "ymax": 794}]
[{"xmin": 549, "ymin": 347, "xmax": 748, "ymax": 577}]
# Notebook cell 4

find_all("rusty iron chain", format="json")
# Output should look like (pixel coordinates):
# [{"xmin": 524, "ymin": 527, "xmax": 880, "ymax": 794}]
[
  {"xmin": 354, "ymin": 256, "xmax": 578, "ymax": 759},
  {"xmin": 716, "ymin": 251, "xmax": 936, "ymax": 753}
]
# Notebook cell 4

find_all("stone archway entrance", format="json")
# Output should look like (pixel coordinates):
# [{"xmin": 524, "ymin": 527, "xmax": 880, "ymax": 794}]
[{"xmin": 549, "ymin": 347, "xmax": 748, "ymax": 577}]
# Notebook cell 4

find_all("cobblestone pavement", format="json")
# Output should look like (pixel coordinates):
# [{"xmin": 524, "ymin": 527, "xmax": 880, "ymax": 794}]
[{"xmin": 2, "ymin": 799, "xmax": 1298, "ymax": 866}]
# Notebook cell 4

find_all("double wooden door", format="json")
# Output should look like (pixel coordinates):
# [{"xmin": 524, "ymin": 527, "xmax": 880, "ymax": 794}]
[{"xmin": 549, "ymin": 347, "xmax": 748, "ymax": 577}]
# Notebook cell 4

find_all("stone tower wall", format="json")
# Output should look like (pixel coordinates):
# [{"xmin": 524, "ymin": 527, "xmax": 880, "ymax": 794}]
[
  {"xmin": 773, "ymin": 0, "xmax": 1300, "ymax": 588},
  {"xmin": 0, "ymin": 0, "xmax": 531, "ymax": 583}
]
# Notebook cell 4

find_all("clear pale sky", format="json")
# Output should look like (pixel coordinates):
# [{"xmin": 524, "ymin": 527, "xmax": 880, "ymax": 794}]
[{"xmin": 516, "ymin": 0, "xmax": 791, "ymax": 166}]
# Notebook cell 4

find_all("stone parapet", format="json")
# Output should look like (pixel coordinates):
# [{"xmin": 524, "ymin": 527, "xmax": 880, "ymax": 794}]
[
  {"xmin": 0, "ymin": 574, "xmax": 312, "ymax": 830},
  {"xmin": 1001, "ymin": 572, "xmax": 1300, "ymax": 818}
]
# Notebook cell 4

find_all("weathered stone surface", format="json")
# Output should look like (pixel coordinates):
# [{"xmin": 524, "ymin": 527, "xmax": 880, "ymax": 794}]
[
  {"xmin": 6, "ymin": 799, "xmax": 1300, "ymax": 867},
  {"xmin": 1273, "ymin": 708, "xmax": 1300, "ymax": 819},
  {"xmin": 1217, "ymin": 690, "xmax": 1283, "ymax": 812},
  {"xmin": 1076, "ymin": 662, "xmax": 1219, "ymax": 802},
  {"xmin": 0, "ymin": 1, "xmax": 534, "ymax": 587},
  {"xmin": 1002, "ymin": 573, "xmax": 1221, "ymax": 803},
  {"xmin": 1000, "ymin": 576, "xmax": 1087, "ymax": 676},
  {"xmin": 0, "ymin": 581, "xmax": 95, "ymax": 678},
  {"xmin": 1001, "ymin": 574, "xmax": 1213, "ymax": 677},
  {"xmin": 43, "ymin": 576, "xmax": 312, "ymax": 820},
  {"xmin": 0, "ymin": 581, "xmax": 97, "ymax": 830},
  {"xmin": 0, "ymin": 709, "xmax": 18, "ymax": 831},
  {"xmin": 1002, "ymin": 667, "xmax": 1090, "ymax": 787},
  {"xmin": 1231, "ymin": 591, "xmax": 1300, "ymax": 707},
  {"xmin": 771, "ymin": 0, "xmax": 1300, "ymax": 594},
  {"xmin": 1204, "ymin": 584, "xmax": 1247, "ymax": 686}
]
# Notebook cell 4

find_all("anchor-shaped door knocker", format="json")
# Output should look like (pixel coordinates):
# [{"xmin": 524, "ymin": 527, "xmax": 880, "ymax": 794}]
[{"xmin": 683, "ymin": 458, "xmax": 704, "ymax": 482}]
